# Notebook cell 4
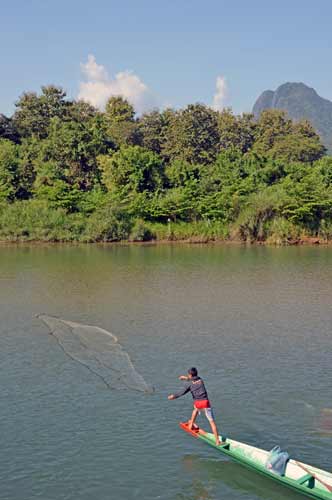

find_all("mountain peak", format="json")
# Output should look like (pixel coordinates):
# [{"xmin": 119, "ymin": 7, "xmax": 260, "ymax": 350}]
[{"xmin": 253, "ymin": 83, "xmax": 332, "ymax": 153}]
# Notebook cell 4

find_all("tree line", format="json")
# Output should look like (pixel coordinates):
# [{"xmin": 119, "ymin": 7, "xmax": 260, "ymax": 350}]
[{"xmin": 0, "ymin": 85, "xmax": 331, "ymax": 243}]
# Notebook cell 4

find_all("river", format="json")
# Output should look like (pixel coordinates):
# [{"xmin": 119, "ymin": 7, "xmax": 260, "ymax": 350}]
[{"xmin": 0, "ymin": 244, "xmax": 331, "ymax": 500}]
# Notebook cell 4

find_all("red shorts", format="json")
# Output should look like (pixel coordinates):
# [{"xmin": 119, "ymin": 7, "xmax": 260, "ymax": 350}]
[
  {"xmin": 194, "ymin": 399, "xmax": 215, "ymax": 421},
  {"xmin": 194, "ymin": 399, "xmax": 211, "ymax": 410}
]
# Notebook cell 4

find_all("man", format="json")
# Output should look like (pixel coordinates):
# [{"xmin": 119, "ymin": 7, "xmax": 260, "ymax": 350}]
[{"xmin": 168, "ymin": 367, "xmax": 222, "ymax": 445}]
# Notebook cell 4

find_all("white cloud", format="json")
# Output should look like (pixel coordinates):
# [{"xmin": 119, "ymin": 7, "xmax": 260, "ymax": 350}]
[
  {"xmin": 78, "ymin": 54, "xmax": 157, "ymax": 114},
  {"xmin": 212, "ymin": 76, "xmax": 227, "ymax": 111},
  {"xmin": 81, "ymin": 54, "xmax": 108, "ymax": 82}
]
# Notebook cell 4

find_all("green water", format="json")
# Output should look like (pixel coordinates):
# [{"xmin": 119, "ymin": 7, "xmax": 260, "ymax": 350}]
[{"xmin": 0, "ymin": 244, "xmax": 331, "ymax": 500}]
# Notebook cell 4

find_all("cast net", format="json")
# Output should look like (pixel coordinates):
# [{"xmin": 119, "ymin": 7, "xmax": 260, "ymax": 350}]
[{"xmin": 38, "ymin": 314, "xmax": 154, "ymax": 394}]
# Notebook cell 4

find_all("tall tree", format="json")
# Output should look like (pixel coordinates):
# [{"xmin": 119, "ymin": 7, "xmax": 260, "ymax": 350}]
[
  {"xmin": 104, "ymin": 96, "xmax": 140, "ymax": 148},
  {"xmin": 162, "ymin": 104, "xmax": 219, "ymax": 164},
  {"xmin": 0, "ymin": 114, "xmax": 20, "ymax": 143},
  {"xmin": 31, "ymin": 115, "xmax": 110, "ymax": 211},
  {"xmin": 253, "ymin": 110, "xmax": 325, "ymax": 162},
  {"xmin": 67, "ymin": 100, "xmax": 98, "ymax": 123},
  {"xmin": 218, "ymin": 110, "xmax": 257, "ymax": 153},
  {"xmin": 13, "ymin": 85, "xmax": 68, "ymax": 139},
  {"xmin": 0, "ymin": 139, "xmax": 34, "ymax": 201},
  {"xmin": 138, "ymin": 110, "xmax": 168, "ymax": 154},
  {"xmin": 99, "ymin": 145, "xmax": 164, "ymax": 197},
  {"xmin": 253, "ymin": 109, "xmax": 293, "ymax": 155},
  {"xmin": 0, "ymin": 139, "xmax": 20, "ymax": 201},
  {"xmin": 37, "ymin": 116, "xmax": 109, "ymax": 191}
]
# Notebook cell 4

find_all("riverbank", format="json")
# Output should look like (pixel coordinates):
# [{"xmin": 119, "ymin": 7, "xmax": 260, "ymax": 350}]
[
  {"xmin": 1, "ymin": 201, "xmax": 331, "ymax": 245},
  {"xmin": 0, "ymin": 233, "xmax": 331, "ymax": 246}
]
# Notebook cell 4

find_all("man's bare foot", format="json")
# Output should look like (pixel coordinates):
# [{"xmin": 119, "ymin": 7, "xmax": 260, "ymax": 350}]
[
  {"xmin": 187, "ymin": 421, "xmax": 199, "ymax": 430},
  {"xmin": 216, "ymin": 440, "xmax": 226, "ymax": 446}
]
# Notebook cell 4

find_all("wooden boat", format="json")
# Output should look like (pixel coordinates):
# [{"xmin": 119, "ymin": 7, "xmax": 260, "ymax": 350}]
[{"xmin": 180, "ymin": 422, "xmax": 332, "ymax": 499}]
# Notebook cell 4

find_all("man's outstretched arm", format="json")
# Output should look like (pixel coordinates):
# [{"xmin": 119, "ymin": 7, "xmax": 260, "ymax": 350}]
[{"xmin": 168, "ymin": 384, "xmax": 190, "ymax": 400}]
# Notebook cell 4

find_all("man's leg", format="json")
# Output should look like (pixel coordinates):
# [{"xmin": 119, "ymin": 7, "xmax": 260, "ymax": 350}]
[
  {"xmin": 209, "ymin": 419, "xmax": 221, "ymax": 445},
  {"xmin": 188, "ymin": 408, "xmax": 199, "ymax": 430},
  {"xmin": 205, "ymin": 408, "xmax": 222, "ymax": 445}
]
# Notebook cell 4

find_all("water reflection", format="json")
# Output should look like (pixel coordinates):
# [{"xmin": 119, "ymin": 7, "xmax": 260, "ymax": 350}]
[
  {"xmin": 176, "ymin": 480, "xmax": 212, "ymax": 500},
  {"xmin": 317, "ymin": 408, "xmax": 332, "ymax": 436}
]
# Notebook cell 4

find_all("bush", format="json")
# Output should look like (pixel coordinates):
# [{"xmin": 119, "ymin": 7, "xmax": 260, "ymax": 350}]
[
  {"xmin": 319, "ymin": 219, "xmax": 332, "ymax": 241},
  {"xmin": 233, "ymin": 187, "xmax": 289, "ymax": 242},
  {"xmin": 265, "ymin": 217, "xmax": 301, "ymax": 245},
  {"xmin": 129, "ymin": 220, "xmax": 155, "ymax": 241},
  {"xmin": 0, "ymin": 200, "xmax": 84, "ymax": 241},
  {"xmin": 81, "ymin": 204, "xmax": 132, "ymax": 242},
  {"xmin": 147, "ymin": 220, "xmax": 229, "ymax": 241}
]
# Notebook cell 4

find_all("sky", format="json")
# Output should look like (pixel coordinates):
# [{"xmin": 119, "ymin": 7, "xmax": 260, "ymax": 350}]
[{"xmin": 1, "ymin": 0, "xmax": 332, "ymax": 116}]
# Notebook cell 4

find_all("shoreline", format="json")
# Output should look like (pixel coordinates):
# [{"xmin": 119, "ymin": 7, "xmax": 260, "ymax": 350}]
[{"xmin": 0, "ymin": 236, "xmax": 331, "ymax": 247}]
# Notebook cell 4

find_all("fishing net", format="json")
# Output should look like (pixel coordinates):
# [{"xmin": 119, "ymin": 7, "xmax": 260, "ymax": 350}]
[{"xmin": 38, "ymin": 315, "xmax": 154, "ymax": 394}]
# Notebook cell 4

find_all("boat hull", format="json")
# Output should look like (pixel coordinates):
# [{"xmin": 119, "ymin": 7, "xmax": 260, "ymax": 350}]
[{"xmin": 179, "ymin": 422, "xmax": 332, "ymax": 500}]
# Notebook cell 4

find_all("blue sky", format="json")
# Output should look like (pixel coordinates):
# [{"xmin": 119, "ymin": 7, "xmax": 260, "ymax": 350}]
[{"xmin": 1, "ymin": 0, "xmax": 332, "ymax": 115}]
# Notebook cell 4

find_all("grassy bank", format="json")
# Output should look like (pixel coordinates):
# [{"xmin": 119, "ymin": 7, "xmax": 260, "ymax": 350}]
[{"xmin": 1, "ymin": 200, "xmax": 331, "ymax": 245}]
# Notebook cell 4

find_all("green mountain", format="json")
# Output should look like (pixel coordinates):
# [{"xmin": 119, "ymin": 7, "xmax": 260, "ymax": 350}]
[{"xmin": 253, "ymin": 82, "xmax": 332, "ymax": 153}]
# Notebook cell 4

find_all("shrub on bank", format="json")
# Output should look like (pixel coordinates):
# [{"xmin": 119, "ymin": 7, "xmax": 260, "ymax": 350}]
[
  {"xmin": 232, "ymin": 187, "xmax": 290, "ymax": 242},
  {"xmin": 148, "ymin": 220, "xmax": 229, "ymax": 241},
  {"xmin": 265, "ymin": 217, "xmax": 301, "ymax": 245},
  {"xmin": 0, "ymin": 198, "xmax": 329, "ymax": 245},
  {"xmin": 0, "ymin": 200, "xmax": 84, "ymax": 241},
  {"xmin": 129, "ymin": 219, "xmax": 155, "ymax": 242},
  {"xmin": 81, "ymin": 204, "xmax": 132, "ymax": 242},
  {"xmin": 319, "ymin": 219, "xmax": 332, "ymax": 241}
]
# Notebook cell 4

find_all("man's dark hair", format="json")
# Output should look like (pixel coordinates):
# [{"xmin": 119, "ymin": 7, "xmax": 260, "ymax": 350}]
[{"xmin": 188, "ymin": 367, "xmax": 198, "ymax": 377}]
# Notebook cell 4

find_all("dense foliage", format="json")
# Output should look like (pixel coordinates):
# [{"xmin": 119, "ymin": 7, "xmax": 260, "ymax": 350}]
[{"xmin": 0, "ymin": 85, "xmax": 331, "ymax": 243}]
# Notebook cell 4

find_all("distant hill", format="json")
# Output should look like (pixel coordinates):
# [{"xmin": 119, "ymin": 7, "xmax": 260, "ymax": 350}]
[{"xmin": 253, "ymin": 82, "xmax": 332, "ymax": 153}]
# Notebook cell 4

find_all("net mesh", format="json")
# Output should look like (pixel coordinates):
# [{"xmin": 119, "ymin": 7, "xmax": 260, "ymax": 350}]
[{"xmin": 38, "ymin": 314, "xmax": 154, "ymax": 394}]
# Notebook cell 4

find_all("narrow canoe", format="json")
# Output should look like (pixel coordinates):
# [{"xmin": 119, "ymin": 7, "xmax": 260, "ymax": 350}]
[{"xmin": 179, "ymin": 422, "xmax": 332, "ymax": 500}]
